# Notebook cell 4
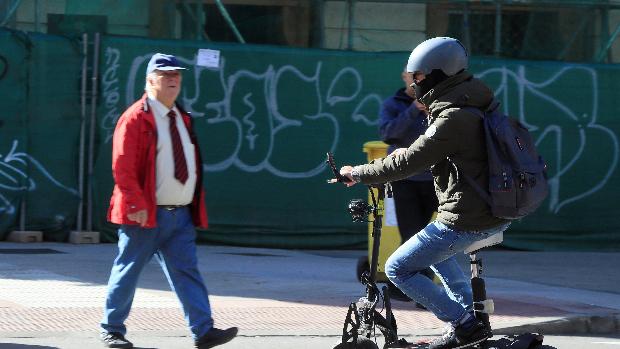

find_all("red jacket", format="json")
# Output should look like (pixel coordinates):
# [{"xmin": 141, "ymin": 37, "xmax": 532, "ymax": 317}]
[{"xmin": 107, "ymin": 94, "xmax": 208, "ymax": 229}]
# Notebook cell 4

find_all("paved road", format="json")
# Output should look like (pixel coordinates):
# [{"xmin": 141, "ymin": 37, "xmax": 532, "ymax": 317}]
[
  {"xmin": 0, "ymin": 242, "xmax": 618, "ymax": 348},
  {"xmin": 1, "ymin": 333, "xmax": 619, "ymax": 348}
]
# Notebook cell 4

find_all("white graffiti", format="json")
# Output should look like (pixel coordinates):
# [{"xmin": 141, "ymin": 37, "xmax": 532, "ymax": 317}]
[
  {"xmin": 97, "ymin": 48, "xmax": 618, "ymax": 213},
  {"xmin": 101, "ymin": 47, "xmax": 121, "ymax": 144},
  {"xmin": 477, "ymin": 65, "xmax": 618, "ymax": 213},
  {"xmin": 100, "ymin": 51, "xmax": 382, "ymax": 179},
  {"xmin": 0, "ymin": 140, "xmax": 79, "ymax": 215}
]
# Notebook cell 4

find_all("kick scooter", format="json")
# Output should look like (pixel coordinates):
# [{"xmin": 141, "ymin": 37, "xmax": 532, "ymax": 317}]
[
  {"xmin": 326, "ymin": 152, "xmax": 548, "ymax": 349},
  {"xmin": 327, "ymin": 152, "xmax": 411, "ymax": 349}
]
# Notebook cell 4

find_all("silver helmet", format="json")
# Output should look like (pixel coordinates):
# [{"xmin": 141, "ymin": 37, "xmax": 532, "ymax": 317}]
[{"xmin": 406, "ymin": 37, "xmax": 468, "ymax": 76}]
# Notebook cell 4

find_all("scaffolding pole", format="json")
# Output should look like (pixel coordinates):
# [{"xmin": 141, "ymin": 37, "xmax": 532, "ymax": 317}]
[
  {"xmin": 214, "ymin": 0, "xmax": 245, "ymax": 44},
  {"xmin": 494, "ymin": 0, "xmax": 502, "ymax": 57},
  {"xmin": 87, "ymin": 33, "xmax": 100, "ymax": 232},
  {"xmin": 463, "ymin": 1, "xmax": 471, "ymax": 54},
  {"xmin": 557, "ymin": 13, "xmax": 592, "ymax": 60},
  {"xmin": 596, "ymin": 22, "xmax": 620, "ymax": 62},
  {"xmin": 180, "ymin": 0, "xmax": 210, "ymax": 41},
  {"xmin": 76, "ymin": 33, "xmax": 88, "ymax": 233},
  {"xmin": 196, "ymin": 1, "xmax": 203, "ymax": 40},
  {"xmin": 33, "ymin": 0, "xmax": 40, "ymax": 32},
  {"xmin": 347, "ymin": 0, "xmax": 355, "ymax": 50},
  {"xmin": 0, "ymin": 0, "xmax": 21, "ymax": 27}
]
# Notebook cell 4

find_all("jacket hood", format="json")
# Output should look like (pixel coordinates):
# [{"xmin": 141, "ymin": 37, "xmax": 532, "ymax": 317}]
[{"xmin": 420, "ymin": 71, "xmax": 494, "ymax": 120}]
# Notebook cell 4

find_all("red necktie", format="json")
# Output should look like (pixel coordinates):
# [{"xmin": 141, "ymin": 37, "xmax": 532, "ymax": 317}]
[{"xmin": 167, "ymin": 110, "xmax": 188, "ymax": 184}]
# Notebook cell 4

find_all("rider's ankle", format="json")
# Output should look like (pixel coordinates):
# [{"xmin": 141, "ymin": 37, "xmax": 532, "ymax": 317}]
[{"xmin": 452, "ymin": 311, "xmax": 475, "ymax": 329}]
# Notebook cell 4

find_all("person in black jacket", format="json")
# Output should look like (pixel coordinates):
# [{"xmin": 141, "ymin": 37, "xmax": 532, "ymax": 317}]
[{"xmin": 339, "ymin": 37, "xmax": 510, "ymax": 349}]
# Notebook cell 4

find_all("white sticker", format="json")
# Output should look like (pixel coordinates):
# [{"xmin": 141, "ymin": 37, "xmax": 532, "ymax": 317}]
[
  {"xmin": 425, "ymin": 125, "xmax": 437, "ymax": 138},
  {"xmin": 197, "ymin": 49, "xmax": 220, "ymax": 69}
]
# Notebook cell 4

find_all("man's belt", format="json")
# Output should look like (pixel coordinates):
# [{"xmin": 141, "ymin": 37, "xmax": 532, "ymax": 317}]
[{"xmin": 157, "ymin": 205, "xmax": 187, "ymax": 210}]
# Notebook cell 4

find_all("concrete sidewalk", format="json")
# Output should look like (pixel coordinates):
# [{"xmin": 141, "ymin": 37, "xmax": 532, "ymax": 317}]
[{"xmin": 0, "ymin": 242, "xmax": 618, "ymax": 348}]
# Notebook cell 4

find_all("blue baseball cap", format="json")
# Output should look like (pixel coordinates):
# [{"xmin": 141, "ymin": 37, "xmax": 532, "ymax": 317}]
[{"xmin": 146, "ymin": 53, "xmax": 187, "ymax": 76}]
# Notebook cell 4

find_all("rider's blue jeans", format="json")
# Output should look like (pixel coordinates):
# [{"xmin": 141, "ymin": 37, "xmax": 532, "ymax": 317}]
[
  {"xmin": 101, "ymin": 207, "xmax": 213, "ymax": 339},
  {"xmin": 385, "ymin": 220, "xmax": 510, "ymax": 325}
]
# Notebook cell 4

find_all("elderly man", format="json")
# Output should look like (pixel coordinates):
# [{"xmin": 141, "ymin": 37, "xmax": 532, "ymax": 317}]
[{"xmin": 100, "ymin": 53, "xmax": 237, "ymax": 349}]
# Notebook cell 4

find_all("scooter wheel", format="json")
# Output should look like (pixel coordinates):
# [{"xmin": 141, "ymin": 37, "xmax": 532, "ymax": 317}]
[{"xmin": 333, "ymin": 338, "xmax": 379, "ymax": 349}]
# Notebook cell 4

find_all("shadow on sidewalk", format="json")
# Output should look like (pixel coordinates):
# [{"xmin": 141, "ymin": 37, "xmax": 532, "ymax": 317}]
[{"xmin": 0, "ymin": 344, "xmax": 58, "ymax": 349}]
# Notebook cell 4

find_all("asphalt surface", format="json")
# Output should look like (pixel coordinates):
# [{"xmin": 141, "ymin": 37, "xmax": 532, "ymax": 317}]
[{"xmin": 0, "ymin": 242, "xmax": 618, "ymax": 348}]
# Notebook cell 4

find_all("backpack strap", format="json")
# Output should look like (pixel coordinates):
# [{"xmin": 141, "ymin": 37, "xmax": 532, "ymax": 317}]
[
  {"xmin": 463, "ymin": 106, "xmax": 484, "ymax": 119},
  {"xmin": 463, "ymin": 99, "xmax": 501, "ymax": 117},
  {"xmin": 446, "ymin": 102, "xmax": 500, "ymax": 207},
  {"xmin": 447, "ymin": 156, "xmax": 493, "ymax": 206}
]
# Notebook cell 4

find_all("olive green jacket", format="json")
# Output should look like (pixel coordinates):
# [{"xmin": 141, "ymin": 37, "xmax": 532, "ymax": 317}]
[{"xmin": 355, "ymin": 71, "xmax": 508, "ymax": 231}]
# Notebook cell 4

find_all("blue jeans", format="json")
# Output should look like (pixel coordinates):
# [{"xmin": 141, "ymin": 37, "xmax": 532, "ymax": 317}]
[
  {"xmin": 101, "ymin": 207, "xmax": 213, "ymax": 339},
  {"xmin": 385, "ymin": 220, "xmax": 510, "ymax": 325}
]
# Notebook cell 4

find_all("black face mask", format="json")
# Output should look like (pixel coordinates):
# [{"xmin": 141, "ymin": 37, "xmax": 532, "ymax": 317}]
[{"xmin": 412, "ymin": 69, "xmax": 449, "ymax": 100}]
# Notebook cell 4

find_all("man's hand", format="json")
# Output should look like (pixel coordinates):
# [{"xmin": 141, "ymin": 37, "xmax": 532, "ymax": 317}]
[
  {"xmin": 414, "ymin": 99, "xmax": 428, "ymax": 115},
  {"xmin": 338, "ymin": 166, "xmax": 357, "ymax": 187},
  {"xmin": 127, "ymin": 209, "xmax": 148, "ymax": 227}
]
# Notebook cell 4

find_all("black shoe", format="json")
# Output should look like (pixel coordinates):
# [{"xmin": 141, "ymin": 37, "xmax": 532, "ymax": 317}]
[
  {"xmin": 100, "ymin": 332, "xmax": 133, "ymax": 348},
  {"xmin": 428, "ymin": 320, "xmax": 490, "ymax": 349},
  {"xmin": 195, "ymin": 327, "xmax": 238, "ymax": 349}
]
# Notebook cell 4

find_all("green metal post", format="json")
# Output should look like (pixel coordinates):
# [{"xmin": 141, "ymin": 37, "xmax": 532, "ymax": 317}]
[
  {"xmin": 196, "ymin": 1, "xmax": 202, "ymax": 40},
  {"xmin": 557, "ymin": 14, "xmax": 591, "ymax": 60},
  {"xmin": 313, "ymin": 0, "xmax": 325, "ymax": 48},
  {"xmin": 463, "ymin": 2, "xmax": 471, "ymax": 54},
  {"xmin": 494, "ymin": 0, "xmax": 502, "ymax": 57},
  {"xmin": 0, "ymin": 0, "xmax": 21, "ymax": 27},
  {"xmin": 214, "ymin": 0, "xmax": 245, "ymax": 44},
  {"xmin": 347, "ymin": 0, "xmax": 355, "ymax": 50},
  {"xmin": 34, "ymin": 0, "xmax": 39, "ymax": 32},
  {"xmin": 180, "ymin": 0, "xmax": 209, "ymax": 41},
  {"xmin": 596, "ymin": 22, "xmax": 620, "ymax": 62},
  {"xmin": 600, "ymin": 5, "xmax": 610, "ymax": 61}
]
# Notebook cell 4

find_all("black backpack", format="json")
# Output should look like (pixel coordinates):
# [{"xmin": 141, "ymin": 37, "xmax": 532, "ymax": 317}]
[{"xmin": 458, "ymin": 102, "xmax": 549, "ymax": 220}]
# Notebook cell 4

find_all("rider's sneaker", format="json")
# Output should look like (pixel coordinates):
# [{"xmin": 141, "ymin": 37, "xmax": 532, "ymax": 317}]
[
  {"xmin": 428, "ymin": 319, "xmax": 490, "ymax": 349},
  {"xmin": 442, "ymin": 324, "xmax": 454, "ymax": 338},
  {"xmin": 100, "ymin": 332, "xmax": 133, "ymax": 348}
]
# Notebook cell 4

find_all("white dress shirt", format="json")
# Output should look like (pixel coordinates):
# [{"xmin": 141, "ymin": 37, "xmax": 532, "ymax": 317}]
[{"xmin": 147, "ymin": 94, "xmax": 197, "ymax": 206}]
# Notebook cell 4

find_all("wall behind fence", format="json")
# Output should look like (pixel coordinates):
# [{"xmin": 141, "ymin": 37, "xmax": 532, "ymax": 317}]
[
  {"xmin": 0, "ymin": 29, "xmax": 81, "ymax": 241},
  {"xmin": 92, "ymin": 35, "xmax": 620, "ymax": 251},
  {"xmin": 1, "ymin": 30, "xmax": 619, "ymax": 250}
]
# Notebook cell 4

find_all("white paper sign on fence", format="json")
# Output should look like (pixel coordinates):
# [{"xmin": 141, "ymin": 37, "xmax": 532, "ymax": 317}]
[{"xmin": 197, "ymin": 49, "xmax": 220, "ymax": 69}]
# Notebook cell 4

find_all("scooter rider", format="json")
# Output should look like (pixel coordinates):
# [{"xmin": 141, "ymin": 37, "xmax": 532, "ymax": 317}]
[{"xmin": 338, "ymin": 37, "xmax": 510, "ymax": 349}]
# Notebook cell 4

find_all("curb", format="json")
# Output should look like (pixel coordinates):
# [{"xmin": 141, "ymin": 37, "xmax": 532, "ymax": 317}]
[{"xmin": 495, "ymin": 313, "xmax": 620, "ymax": 335}]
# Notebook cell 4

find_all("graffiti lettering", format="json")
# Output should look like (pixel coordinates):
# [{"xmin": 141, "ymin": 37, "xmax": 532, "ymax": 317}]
[
  {"xmin": 103, "ymin": 48, "xmax": 617, "ymax": 214},
  {"xmin": 477, "ymin": 65, "xmax": 618, "ymax": 213},
  {"xmin": 101, "ymin": 47, "xmax": 121, "ymax": 143},
  {"xmin": 115, "ymin": 54, "xmax": 381, "ymax": 179},
  {"xmin": 0, "ymin": 140, "xmax": 79, "ymax": 215}
]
